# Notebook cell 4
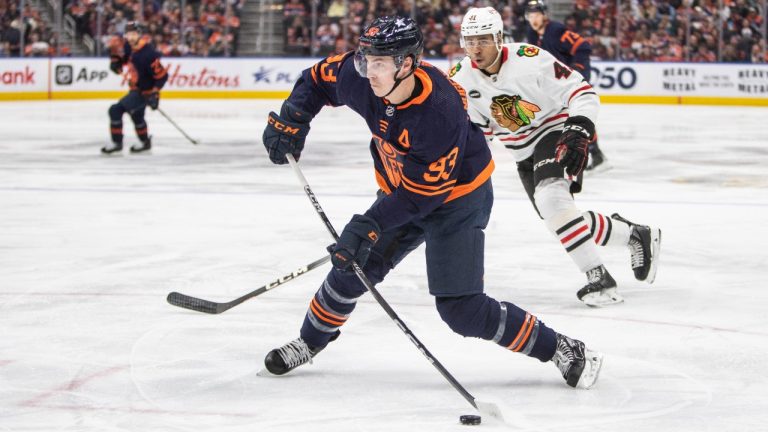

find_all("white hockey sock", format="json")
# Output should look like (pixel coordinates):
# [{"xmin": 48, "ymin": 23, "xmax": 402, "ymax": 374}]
[
  {"xmin": 584, "ymin": 211, "xmax": 630, "ymax": 247},
  {"xmin": 545, "ymin": 208, "xmax": 603, "ymax": 273}
]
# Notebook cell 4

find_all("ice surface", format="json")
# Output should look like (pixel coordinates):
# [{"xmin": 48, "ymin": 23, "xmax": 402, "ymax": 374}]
[{"xmin": 1, "ymin": 100, "xmax": 767, "ymax": 431}]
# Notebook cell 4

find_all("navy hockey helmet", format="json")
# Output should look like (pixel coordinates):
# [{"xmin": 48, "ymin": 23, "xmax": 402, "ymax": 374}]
[
  {"xmin": 355, "ymin": 16, "xmax": 424, "ymax": 77},
  {"xmin": 124, "ymin": 21, "xmax": 147, "ymax": 34},
  {"xmin": 525, "ymin": 0, "xmax": 548, "ymax": 14}
]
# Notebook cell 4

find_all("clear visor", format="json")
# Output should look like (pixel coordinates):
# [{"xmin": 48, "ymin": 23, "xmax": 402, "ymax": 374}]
[
  {"xmin": 461, "ymin": 34, "xmax": 500, "ymax": 49},
  {"xmin": 354, "ymin": 51, "xmax": 400, "ymax": 77},
  {"xmin": 524, "ymin": 10, "xmax": 544, "ymax": 19}
]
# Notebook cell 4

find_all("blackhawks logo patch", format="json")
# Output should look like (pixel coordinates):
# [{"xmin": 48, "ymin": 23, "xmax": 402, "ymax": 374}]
[
  {"xmin": 516, "ymin": 45, "xmax": 540, "ymax": 57},
  {"xmin": 449, "ymin": 62, "xmax": 462, "ymax": 78},
  {"xmin": 490, "ymin": 94, "xmax": 541, "ymax": 132}
]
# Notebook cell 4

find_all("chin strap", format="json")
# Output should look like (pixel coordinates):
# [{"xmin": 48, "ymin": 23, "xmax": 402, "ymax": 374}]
[
  {"xmin": 481, "ymin": 35, "xmax": 504, "ymax": 74},
  {"xmin": 383, "ymin": 55, "xmax": 417, "ymax": 98}
]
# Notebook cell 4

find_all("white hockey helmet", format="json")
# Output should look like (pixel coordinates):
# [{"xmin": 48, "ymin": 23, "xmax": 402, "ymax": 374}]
[{"xmin": 460, "ymin": 7, "xmax": 504, "ymax": 48}]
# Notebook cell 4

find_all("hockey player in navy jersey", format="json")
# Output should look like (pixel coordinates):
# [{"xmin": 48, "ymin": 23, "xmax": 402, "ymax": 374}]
[
  {"xmin": 524, "ymin": 0, "xmax": 608, "ymax": 171},
  {"xmin": 260, "ymin": 16, "xmax": 603, "ymax": 389},
  {"xmin": 451, "ymin": 7, "xmax": 661, "ymax": 306},
  {"xmin": 102, "ymin": 22, "xmax": 167, "ymax": 155}
]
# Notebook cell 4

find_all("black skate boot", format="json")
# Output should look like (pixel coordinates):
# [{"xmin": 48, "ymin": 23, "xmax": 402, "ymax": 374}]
[
  {"xmin": 552, "ymin": 333, "xmax": 604, "ymax": 389},
  {"xmin": 130, "ymin": 136, "xmax": 152, "ymax": 153},
  {"xmin": 263, "ymin": 332, "xmax": 339, "ymax": 376},
  {"xmin": 611, "ymin": 213, "xmax": 662, "ymax": 284},
  {"xmin": 585, "ymin": 144, "xmax": 610, "ymax": 172},
  {"xmin": 577, "ymin": 265, "xmax": 622, "ymax": 307},
  {"xmin": 101, "ymin": 141, "xmax": 123, "ymax": 155}
]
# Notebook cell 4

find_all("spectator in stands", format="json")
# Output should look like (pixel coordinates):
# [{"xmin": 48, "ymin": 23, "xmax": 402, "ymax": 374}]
[
  {"xmin": 327, "ymin": 0, "xmax": 346, "ymax": 18},
  {"xmin": 285, "ymin": 14, "xmax": 310, "ymax": 55},
  {"xmin": 284, "ymin": 0, "xmax": 307, "ymax": 17},
  {"xmin": 3, "ymin": 18, "xmax": 21, "ymax": 56},
  {"xmin": 315, "ymin": 15, "xmax": 339, "ymax": 54}
]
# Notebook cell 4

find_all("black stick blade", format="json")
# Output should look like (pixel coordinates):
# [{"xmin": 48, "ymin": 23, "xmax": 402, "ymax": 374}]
[{"xmin": 167, "ymin": 292, "xmax": 221, "ymax": 314}]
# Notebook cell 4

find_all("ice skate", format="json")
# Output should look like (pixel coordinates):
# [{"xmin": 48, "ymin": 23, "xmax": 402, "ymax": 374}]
[
  {"xmin": 100, "ymin": 141, "xmax": 123, "ymax": 155},
  {"xmin": 577, "ymin": 265, "xmax": 623, "ymax": 307},
  {"xmin": 552, "ymin": 333, "xmax": 604, "ymax": 389},
  {"xmin": 585, "ymin": 146, "xmax": 610, "ymax": 173},
  {"xmin": 611, "ymin": 213, "xmax": 661, "ymax": 284},
  {"xmin": 261, "ymin": 332, "xmax": 339, "ymax": 376},
  {"xmin": 130, "ymin": 136, "xmax": 152, "ymax": 153}
]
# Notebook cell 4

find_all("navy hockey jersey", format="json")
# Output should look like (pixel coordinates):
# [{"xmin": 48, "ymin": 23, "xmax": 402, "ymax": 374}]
[
  {"xmin": 526, "ymin": 21, "xmax": 591, "ymax": 82},
  {"xmin": 111, "ymin": 35, "xmax": 168, "ymax": 92},
  {"xmin": 287, "ymin": 52, "xmax": 494, "ymax": 231}
]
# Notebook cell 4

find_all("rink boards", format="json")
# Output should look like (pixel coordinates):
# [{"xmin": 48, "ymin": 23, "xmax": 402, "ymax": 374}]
[{"xmin": 0, "ymin": 57, "xmax": 766, "ymax": 106}]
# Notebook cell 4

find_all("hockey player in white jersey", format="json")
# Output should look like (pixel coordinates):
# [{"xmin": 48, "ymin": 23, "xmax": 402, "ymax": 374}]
[{"xmin": 450, "ymin": 7, "xmax": 661, "ymax": 306}]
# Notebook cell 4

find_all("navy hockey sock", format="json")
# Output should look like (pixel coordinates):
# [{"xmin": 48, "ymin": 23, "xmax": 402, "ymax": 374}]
[
  {"xmin": 435, "ymin": 294, "xmax": 556, "ymax": 362},
  {"xmin": 134, "ymin": 121, "xmax": 149, "ymax": 143},
  {"xmin": 299, "ymin": 274, "xmax": 366, "ymax": 349},
  {"xmin": 108, "ymin": 103, "xmax": 124, "ymax": 144},
  {"xmin": 110, "ymin": 122, "xmax": 123, "ymax": 145}
]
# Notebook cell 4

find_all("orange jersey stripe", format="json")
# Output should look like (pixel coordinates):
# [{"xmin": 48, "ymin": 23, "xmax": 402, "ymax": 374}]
[
  {"xmin": 397, "ymin": 69, "xmax": 433, "ymax": 110},
  {"xmin": 310, "ymin": 64, "xmax": 318, "ymax": 84},
  {"xmin": 400, "ymin": 172, "xmax": 457, "ymax": 192},
  {"xmin": 400, "ymin": 177, "xmax": 457, "ymax": 197},
  {"xmin": 375, "ymin": 170, "xmax": 392, "ymax": 195},
  {"xmin": 569, "ymin": 38, "xmax": 586, "ymax": 56},
  {"xmin": 444, "ymin": 159, "xmax": 494, "ymax": 203}
]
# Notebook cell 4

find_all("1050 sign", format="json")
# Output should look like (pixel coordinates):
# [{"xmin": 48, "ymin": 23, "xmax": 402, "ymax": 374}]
[{"xmin": 589, "ymin": 66, "xmax": 637, "ymax": 89}]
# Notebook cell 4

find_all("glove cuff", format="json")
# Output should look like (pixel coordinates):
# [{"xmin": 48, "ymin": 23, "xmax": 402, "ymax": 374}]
[
  {"xmin": 267, "ymin": 111, "xmax": 311, "ymax": 139},
  {"xmin": 349, "ymin": 214, "xmax": 381, "ymax": 244},
  {"xmin": 280, "ymin": 101, "xmax": 314, "ymax": 124},
  {"xmin": 563, "ymin": 115, "xmax": 595, "ymax": 140}
]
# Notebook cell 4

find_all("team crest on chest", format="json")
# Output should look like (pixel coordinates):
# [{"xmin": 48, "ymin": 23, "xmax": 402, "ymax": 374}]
[
  {"xmin": 516, "ymin": 45, "xmax": 540, "ymax": 57},
  {"xmin": 490, "ymin": 94, "xmax": 541, "ymax": 132}
]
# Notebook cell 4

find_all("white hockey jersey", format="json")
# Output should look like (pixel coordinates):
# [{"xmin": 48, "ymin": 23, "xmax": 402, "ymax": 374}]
[{"xmin": 449, "ymin": 43, "xmax": 599, "ymax": 162}]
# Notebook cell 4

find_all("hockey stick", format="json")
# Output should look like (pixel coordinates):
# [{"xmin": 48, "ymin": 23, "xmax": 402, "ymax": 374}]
[
  {"xmin": 156, "ymin": 107, "xmax": 199, "ymax": 145},
  {"xmin": 285, "ymin": 154, "xmax": 504, "ymax": 421},
  {"xmin": 167, "ymin": 255, "xmax": 330, "ymax": 314}
]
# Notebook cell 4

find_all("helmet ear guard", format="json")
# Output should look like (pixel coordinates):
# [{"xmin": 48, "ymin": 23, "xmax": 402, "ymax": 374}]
[{"xmin": 124, "ymin": 21, "xmax": 146, "ymax": 34}]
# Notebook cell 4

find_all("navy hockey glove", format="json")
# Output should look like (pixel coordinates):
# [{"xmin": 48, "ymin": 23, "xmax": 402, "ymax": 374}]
[
  {"xmin": 109, "ymin": 57, "xmax": 123, "ymax": 74},
  {"xmin": 328, "ymin": 214, "xmax": 381, "ymax": 271},
  {"xmin": 555, "ymin": 116, "xmax": 595, "ymax": 177},
  {"xmin": 143, "ymin": 90, "xmax": 160, "ymax": 110},
  {"xmin": 262, "ymin": 101, "xmax": 312, "ymax": 165}
]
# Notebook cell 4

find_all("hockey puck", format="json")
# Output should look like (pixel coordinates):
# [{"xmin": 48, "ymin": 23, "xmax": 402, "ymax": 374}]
[{"xmin": 459, "ymin": 415, "xmax": 481, "ymax": 425}]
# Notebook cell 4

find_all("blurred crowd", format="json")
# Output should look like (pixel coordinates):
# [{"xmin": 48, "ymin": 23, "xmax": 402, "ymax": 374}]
[
  {"xmin": 67, "ymin": 0, "xmax": 243, "ymax": 56},
  {"xmin": 284, "ymin": 0, "xmax": 767, "ymax": 63},
  {"xmin": 1, "ymin": 0, "xmax": 65, "ymax": 56},
  {"xmin": 569, "ymin": 0, "xmax": 766, "ymax": 63},
  {"xmin": 3, "ymin": 0, "xmax": 766, "ymax": 62}
]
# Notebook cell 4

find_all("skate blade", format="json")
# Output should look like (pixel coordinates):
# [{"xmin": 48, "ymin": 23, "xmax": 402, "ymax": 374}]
[
  {"xmin": 581, "ymin": 289, "xmax": 624, "ymax": 307},
  {"xmin": 256, "ymin": 368, "xmax": 279, "ymax": 377},
  {"xmin": 645, "ymin": 228, "xmax": 662, "ymax": 284},
  {"xmin": 576, "ymin": 349, "xmax": 604, "ymax": 389}
]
